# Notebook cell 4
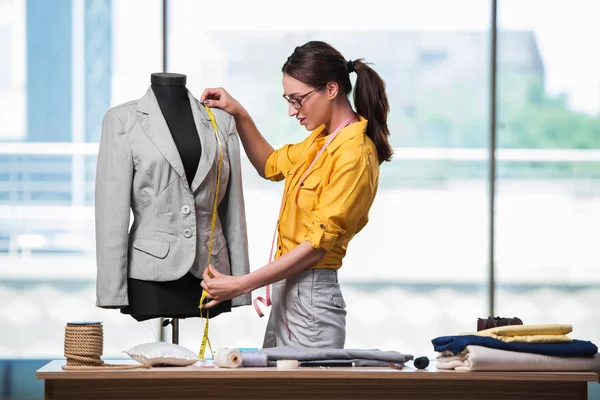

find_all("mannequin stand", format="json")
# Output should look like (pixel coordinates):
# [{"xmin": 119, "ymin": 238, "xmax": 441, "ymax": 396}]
[
  {"xmin": 172, "ymin": 318, "xmax": 179, "ymax": 344},
  {"xmin": 162, "ymin": 317, "xmax": 180, "ymax": 344}
]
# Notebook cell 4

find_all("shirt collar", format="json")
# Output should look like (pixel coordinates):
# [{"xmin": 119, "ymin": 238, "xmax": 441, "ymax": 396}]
[{"xmin": 324, "ymin": 115, "xmax": 368, "ymax": 154}]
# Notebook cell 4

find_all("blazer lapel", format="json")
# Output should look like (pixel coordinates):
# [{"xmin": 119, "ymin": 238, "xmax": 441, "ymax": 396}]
[
  {"xmin": 189, "ymin": 92, "xmax": 217, "ymax": 193},
  {"xmin": 136, "ymin": 87, "xmax": 187, "ymax": 182}
]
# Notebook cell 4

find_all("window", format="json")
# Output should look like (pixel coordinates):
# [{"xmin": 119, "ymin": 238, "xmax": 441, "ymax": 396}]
[
  {"xmin": 496, "ymin": 0, "xmax": 600, "ymax": 344},
  {"xmin": 419, "ymin": 50, "xmax": 447, "ymax": 65},
  {"xmin": 4, "ymin": 2, "xmax": 599, "ymax": 397},
  {"xmin": 168, "ymin": 0, "xmax": 490, "ymax": 357},
  {"xmin": 0, "ymin": 0, "xmax": 163, "ymax": 367}
]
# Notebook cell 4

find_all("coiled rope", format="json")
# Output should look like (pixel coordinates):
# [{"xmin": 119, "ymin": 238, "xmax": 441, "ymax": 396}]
[{"xmin": 62, "ymin": 322, "xmax": 149, "ymax": 370}]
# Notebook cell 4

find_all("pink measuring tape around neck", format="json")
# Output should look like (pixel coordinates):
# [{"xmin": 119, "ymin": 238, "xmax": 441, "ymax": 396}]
[{"xmin": 253, "ymin": 114, "xmax": 357, "ymax": 317}]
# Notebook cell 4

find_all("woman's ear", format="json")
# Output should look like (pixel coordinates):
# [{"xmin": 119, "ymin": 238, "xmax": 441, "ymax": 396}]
[{"xmin": 326, "ymin": 82, "xmax": 339, "ymax": 100}]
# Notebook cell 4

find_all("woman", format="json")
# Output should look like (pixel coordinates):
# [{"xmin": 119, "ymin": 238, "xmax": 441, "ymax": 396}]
[{"xmin": 200, "ymin": 40, "xmax": 392, "ymax": 349}]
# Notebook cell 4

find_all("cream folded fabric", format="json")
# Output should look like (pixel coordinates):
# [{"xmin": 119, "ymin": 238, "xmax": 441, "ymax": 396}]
[
  {"xmin": 460, "ymin": 324, "xmax": 573, "ymax": 343},
  {"xmin": 436, "ymin": 345, "xmax": 600, "ymax": 372}
]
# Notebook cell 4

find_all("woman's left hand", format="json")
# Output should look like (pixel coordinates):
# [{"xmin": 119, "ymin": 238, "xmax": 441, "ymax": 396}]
[{"xmin": 200, "ymin": 265, "xmax": 245, "ymax": 308}]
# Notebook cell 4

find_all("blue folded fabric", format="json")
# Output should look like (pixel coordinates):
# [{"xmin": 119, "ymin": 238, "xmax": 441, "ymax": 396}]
[{"xmin": 432, "ymin": 335, "xmax": 598, "ymax": 357}]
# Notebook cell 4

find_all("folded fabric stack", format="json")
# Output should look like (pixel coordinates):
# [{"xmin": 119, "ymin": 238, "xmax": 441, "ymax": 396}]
[
  {"xmin": 261, "ymin": 346, "xmax": 414, "ymax": 367},
  {"xmin": 432, "ymin": 324, "xmax": 600, "ymax": 372}
]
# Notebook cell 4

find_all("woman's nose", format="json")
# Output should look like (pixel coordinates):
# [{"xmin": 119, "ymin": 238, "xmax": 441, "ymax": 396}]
[{"xmin": 288, "ymin": 104, "xmax": 299, "ymax": 117}]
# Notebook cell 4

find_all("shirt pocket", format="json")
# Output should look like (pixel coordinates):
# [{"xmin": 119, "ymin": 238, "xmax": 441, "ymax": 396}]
[{"xmin": 296, "ymin": 174, "xmax": 321, "ymax": 211}]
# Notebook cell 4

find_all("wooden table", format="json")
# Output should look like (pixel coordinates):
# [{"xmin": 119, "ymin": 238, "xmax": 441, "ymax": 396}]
[{"xmin": 36, "ymin": 359, "xmax": 598, "ymax": 400}]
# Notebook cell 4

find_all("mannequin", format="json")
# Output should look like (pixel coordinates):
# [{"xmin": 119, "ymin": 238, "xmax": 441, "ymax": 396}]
[
  {"xmin": 150, "ymin": 73, "xmax": 201, "ymax": 187},
  {"xmin": 120, "ymin": 72, "xmax": 232, "ymax": 322}
]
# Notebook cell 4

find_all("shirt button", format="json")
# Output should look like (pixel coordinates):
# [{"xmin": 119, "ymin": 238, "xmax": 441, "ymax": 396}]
[
  {"xmin": 319, "ymin": 224, "xmax": 325, "ymax": 229},
  {"xmin": 181, "ymin": 205, "xmax": 191, "ymax": 215},
  {"xmin": 300, "ymin": 183, "xmax": 304, "ymax": 187},
  {"xmin": 278, "ymin": 246, "xmax": 282, "ymax": 250},
  {"xmin": 183, "ymin": 229, "xmax": 192, "ymax": 238}
]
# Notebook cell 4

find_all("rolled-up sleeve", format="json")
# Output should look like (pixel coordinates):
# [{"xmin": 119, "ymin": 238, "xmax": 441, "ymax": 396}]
[
  {"xmin": 264, "ymin": 143, "xmax": 301, "ymax": 182},
  {"xmin": 264, "ymin": 145, "xmax": 291, "ymax": 182},
  {"xmin": 303, "ymin": 155, "xmax": 375, "ymax": 251},
  {"xmin": 264, "ymin": 132, "xmax": 318, "ymax": 181}
]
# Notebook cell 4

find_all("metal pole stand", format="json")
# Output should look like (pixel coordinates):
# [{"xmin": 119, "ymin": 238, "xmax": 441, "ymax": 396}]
[
  {"xmin": 172, "ymin": 318, "xmax": 179, "ymax": 344},
  {"xmin": 161, "ymin": 317, "xmax": 180, "ymax": 344}
]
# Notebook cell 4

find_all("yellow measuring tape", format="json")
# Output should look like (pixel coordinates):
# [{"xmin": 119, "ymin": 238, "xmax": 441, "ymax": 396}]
[{"xmin": 198, "ymin": 105, "xmax": 224, "ymax": 360}]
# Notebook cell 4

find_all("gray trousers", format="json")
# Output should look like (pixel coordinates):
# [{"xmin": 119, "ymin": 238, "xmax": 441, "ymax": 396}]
[{"xmin": 262, "ymin": 269, "xmax": 347, "ymax": 349}]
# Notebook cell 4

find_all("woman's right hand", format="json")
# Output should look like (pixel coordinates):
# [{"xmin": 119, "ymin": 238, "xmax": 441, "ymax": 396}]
[
  {"xmin": 201, "ymin": 87, "xmax": 246, "ymax": 117},
  {"xmin": 202, "ymin": 87, "xmax": 273, "ymax": 177}
]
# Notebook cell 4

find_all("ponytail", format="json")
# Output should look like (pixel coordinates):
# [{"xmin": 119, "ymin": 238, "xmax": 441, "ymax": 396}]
[
  {"xmin": 282, "ymin": 41, "xmax": 393, "ymax": 163},
  {"xmin": 352, "ymin": 59, "xmax": 393, "ymax": 163}
]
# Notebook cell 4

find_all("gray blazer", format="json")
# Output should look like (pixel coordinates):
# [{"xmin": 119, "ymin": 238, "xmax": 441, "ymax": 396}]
[{"xmin": 95, "ymin": 87, "xmax": 251, "ymax": 308}]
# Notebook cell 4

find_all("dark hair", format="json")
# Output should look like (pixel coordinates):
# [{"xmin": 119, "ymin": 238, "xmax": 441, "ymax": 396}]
[{"xmin": 282, "ymin": 41, "xmax": 393, "ymax": 163}]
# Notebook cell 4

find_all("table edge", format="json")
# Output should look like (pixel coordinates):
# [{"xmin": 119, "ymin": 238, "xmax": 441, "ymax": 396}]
[{"xmin": 35, "ymin": 360, "xmax": 600, "ymax": 383}]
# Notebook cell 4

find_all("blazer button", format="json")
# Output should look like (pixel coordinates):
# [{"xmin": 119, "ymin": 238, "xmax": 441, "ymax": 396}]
[
  {"xmin": 183, "ymin": 229, "xmax": 193, "ymax": 238},
  {"xmin": 182, "ymin": 205, "xmax": 191, "ymax": 215}
]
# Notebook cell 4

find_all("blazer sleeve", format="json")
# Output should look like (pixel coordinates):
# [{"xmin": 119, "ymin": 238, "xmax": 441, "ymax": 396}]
[
  {"xmin": 217, "ymin": 114, "xmax": 251, "ymax": 307},
  {"xmin": 95, "ymin": 109, "xmax": 133, "ymax": 308}
]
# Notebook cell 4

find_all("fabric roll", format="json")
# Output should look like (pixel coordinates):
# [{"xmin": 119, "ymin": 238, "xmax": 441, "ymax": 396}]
[
  {"xmin": 240, "ymin": 351, "xmax": 268, "ymax": 367},
  {"xmin": 214, "ymin": 348, "xmax": 242, "ymax": 368}
]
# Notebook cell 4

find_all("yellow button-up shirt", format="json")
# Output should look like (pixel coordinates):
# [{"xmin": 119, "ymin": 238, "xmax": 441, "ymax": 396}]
[{"xmin": 264, "ymin": 116, "xmax": 380, "ymax": 270}]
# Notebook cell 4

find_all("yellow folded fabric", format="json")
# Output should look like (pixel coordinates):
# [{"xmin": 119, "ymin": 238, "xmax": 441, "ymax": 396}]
[
  {"xmin": 460, "ymin": 324, "xmax": 573, "ymax": 343},
  {"xmin": 488, "ymin": 334, "xmax": 572, "ymax": 343}
]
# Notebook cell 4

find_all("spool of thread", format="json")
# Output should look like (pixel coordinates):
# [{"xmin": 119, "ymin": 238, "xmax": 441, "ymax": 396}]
[
  {"xmin": 63, "ymin": 322, "xmax": 148, "ymax": 370},
  {"xmin": 276, "ymin": 359, "xmax": 299, "ymax": 369},
  {"xmin": 240, "ymin": 351, "xmax": 268, "ymax": 367},
  {"xmin": 214, "ymin": 348, "xmax": 243, "ymax": 368},
  {"xmin": 413, "ymin": 356, "xmax": 429, "ymax": 369}
]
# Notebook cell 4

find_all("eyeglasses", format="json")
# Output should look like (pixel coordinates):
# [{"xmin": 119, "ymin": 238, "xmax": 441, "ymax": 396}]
[{"xmin": 282, "ymin": 85, "xmax": 325, "ymax": 110}]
